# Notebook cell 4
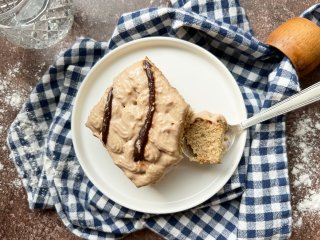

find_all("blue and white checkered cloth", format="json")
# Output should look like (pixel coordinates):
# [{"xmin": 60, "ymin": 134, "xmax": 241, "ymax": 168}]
[{"xmin": 7, "ymin": 0, "xmax": 320, "ymax": 239}]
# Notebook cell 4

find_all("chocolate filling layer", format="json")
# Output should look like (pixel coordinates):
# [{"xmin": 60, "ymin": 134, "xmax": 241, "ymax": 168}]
[
  {"xmin": 102, "ymin": 88, "xmax": 113, "ymax": 145},
  {"xmin": 133, "ymin": 59, "xmax": 156, "ymax": 161}
]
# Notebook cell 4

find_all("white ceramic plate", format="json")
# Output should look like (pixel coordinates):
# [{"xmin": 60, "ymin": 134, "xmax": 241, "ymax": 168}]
[{"xmin": 72, "ymin": 37, "xmax": 247, "ymax": 214}]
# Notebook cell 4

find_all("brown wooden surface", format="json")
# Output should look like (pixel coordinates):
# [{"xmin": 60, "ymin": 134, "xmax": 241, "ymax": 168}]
[{"xmin": 0, "ymin": 0, "xmax": 319, "ymax": 239}]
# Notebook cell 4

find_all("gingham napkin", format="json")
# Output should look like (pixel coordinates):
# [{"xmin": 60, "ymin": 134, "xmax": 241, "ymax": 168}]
[{"xmin": 7, "ymin": 0, "xmax": 320, "ymax": 239}]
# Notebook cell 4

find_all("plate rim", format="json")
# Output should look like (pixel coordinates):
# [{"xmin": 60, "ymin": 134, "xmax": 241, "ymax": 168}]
[{"xmin": 72, "ymin": 36, "xmax": 247, "ymax": 214}]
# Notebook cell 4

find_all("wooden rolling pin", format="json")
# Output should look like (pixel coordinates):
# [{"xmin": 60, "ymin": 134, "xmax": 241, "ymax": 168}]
[{"xmin": 266, "ymin": 17, "xmax": 320, "ymax": 76}]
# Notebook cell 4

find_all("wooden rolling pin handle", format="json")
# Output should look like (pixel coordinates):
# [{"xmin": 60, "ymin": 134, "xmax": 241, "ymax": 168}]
[{"xmin": 266, "ymin": 17, "xmax": 320, "ymax": 76}]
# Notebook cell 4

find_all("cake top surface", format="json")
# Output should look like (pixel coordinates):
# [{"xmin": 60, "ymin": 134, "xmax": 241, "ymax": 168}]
[{"xmin": 86, "ymin": 58, "xmax": 191, "ymax": 187}]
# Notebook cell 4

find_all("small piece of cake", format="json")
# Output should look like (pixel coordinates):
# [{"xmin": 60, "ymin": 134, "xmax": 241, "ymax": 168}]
[
  {"xmin": 184, "ymin": 111, "xmax": 228, "ymax": 164},
  {"xmin": 86, "ymin": 57, "xmax": 191, "ymax": 187}
]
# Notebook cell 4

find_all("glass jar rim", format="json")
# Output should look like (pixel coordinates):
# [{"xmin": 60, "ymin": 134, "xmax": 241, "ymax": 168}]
[
  {"xmin": 0, "ymin": 0, "xmax": 50, "ymax": 29},
  {"xmin": 0, "ymin": 0, "xmax": 29, "ymax": 17}
]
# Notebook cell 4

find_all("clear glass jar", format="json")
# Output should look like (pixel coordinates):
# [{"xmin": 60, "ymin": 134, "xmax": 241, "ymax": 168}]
[{"xmin": 0, "ymin": 0, "xmax": 74, "ymax": 49}]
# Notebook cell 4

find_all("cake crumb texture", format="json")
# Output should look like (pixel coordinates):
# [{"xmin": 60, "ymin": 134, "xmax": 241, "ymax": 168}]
[{"xmin": 185, "ymin": 112, "xmax": 228, "ymax": 164}]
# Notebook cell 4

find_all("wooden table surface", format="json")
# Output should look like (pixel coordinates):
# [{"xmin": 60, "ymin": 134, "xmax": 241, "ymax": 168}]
[{"xmin": 0, "ymin": 1, "xmax": 319, "ymax": 239}]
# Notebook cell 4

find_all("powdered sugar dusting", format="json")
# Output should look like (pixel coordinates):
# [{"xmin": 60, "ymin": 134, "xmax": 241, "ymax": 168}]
[
  {"xmin": 11, "ymin": 178, "xmax": 22, "ymax": 189},
  {"xmin": 294, "ymin": 217, "xmax": 303, "ymax": 228},
  {"xmin": 0, "ymin": 62, "xmax": 28, "ymax": 111},
  {"xmin": 149, "ymin": 0, "xmax": 170, "ymax": 7},
  {"xmin": 0, "ymin": 62, "xmax": 28, "ymax": 195},
  {"xmin": 289, "ymin": 110, "xmax": 320, "ymax": 230},
  {"xmin": 293, "ymin": 173, "xmax": 312, "ymax": 187},
  {"xmin": 159, "ymin": 0, "xmax": 170, "ymax": 7},
  {"xmin": 298, "ymin": 192, "xmax": 320, "ymax": 212},
  {"xmin": 6, "ymin": 93, "xmax": 23, "ymax": 109},
  {"xmin": 0, "ymin": 60, "xmax": 48, "ymax": 201}
]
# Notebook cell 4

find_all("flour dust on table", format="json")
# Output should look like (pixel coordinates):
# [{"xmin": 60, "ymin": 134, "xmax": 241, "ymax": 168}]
[{"xmin": 289, "ymin": 110, "xmax": 320, "ymax": 229}]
